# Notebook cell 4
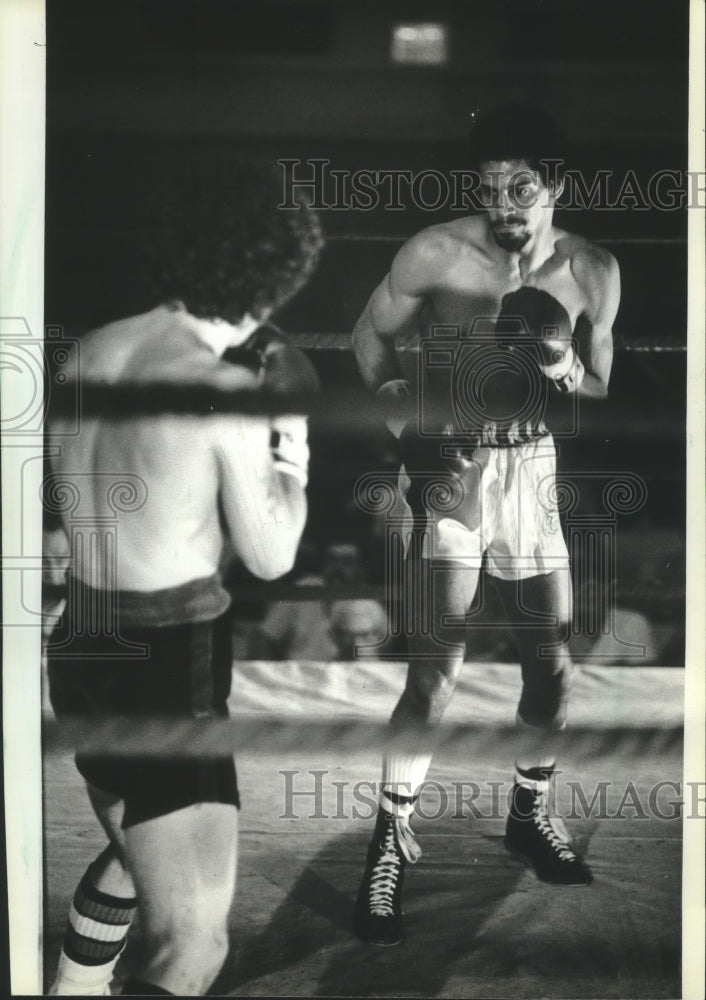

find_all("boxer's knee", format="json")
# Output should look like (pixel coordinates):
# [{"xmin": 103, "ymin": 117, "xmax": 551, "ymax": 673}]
[
  {"xmin": 401, "ymin": 660, "xmax": 463, "ymax": 724},
  {"xmin": 140, "ymin": 907, "xmax": 229, "ymax": 994}
]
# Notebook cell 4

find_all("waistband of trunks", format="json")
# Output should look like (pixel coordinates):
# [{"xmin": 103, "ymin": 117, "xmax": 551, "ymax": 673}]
[
  {"xmin": 65, "ymin": 574, "xmax": 231, "ymax": 628},
  {"xmin": 457, "ymin": 426, "xmax": 551, "ymax": 449}
]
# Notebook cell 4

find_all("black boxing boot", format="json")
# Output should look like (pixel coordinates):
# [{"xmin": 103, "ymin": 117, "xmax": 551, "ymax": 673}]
[
  {"xmin": 354, "ymin": 806, "xmax": 421, "ymax": 945},
  {"xmin": 504, "ymin": 766, "xmax": 592, "ymax": 886}
]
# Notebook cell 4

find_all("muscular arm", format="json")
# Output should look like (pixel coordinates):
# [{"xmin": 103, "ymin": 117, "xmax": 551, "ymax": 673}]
[
  {"xmin": 573, "ymin": 248, "xmax": 621, "ymax": 399},
  {"xmin": 352, "ymin": 231, "xmax": 442, "ymax": 391}
]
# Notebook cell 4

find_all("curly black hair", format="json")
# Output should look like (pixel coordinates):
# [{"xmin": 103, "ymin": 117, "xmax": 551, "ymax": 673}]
[
  {"xmin": 470, "ymin": 102, "xmax": 569, "ymax": 185},
  {"xmin": 143, "ymin": 159, "xmax": 323, "ymax": 324}
]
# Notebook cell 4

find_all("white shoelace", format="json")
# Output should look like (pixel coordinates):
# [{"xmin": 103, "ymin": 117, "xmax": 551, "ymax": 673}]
[
  {"xmin": 395, "ymin": 816, "xmax": 422, "ymax": 863},
  {"xmin": 533, "ymin": 799, "xmax": 576, "ymax": 862},
  {"xmin": 368, "ymin": 822, "xmax": 403, "ymax": 916},
  {"xmin": 367, "ymin": 816, "xmax": 422, "ymax": 916}
]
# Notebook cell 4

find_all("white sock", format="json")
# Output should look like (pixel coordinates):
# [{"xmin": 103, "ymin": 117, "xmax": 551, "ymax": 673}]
[
  {"xmin": 49, "ymin": 866, "xmax": 136, "ymax": 996},
  {"xmin": 380, "ymin": 751, "xmax": 433, "ymax": 817},
  {"xmin": 50, "ymin": 950, "xmax": 123, "ymax": 995},
  {"xmin": 514, "ymin": 762, "xmax": 555, "ymax": 792}
]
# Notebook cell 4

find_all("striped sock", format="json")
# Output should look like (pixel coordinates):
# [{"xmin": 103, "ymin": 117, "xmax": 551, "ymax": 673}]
[{"xmin": 51, "ymin": 872, "xmax": 137, "ymax": 995}]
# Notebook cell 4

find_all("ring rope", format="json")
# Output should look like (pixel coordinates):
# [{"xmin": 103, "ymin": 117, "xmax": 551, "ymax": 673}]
[
  {"xmin": 326, "ymin": 234, "xmax": 687, "ymax": 246},
  {"xmin": 42, "ymin": 714, "xmax": 683, "ymax": 760},
  {"xmin": 284, "ymin": 333, "xmax": 686, "ymax": 352},
  {"xmin": 45, "ymin": 382, "xmax": 686, "ymax": 441}
]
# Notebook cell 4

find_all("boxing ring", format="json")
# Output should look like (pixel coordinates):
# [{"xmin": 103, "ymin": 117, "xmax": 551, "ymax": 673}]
[
  {"xmin": 3, "ymin": 2, "xmax": 702, "ymax": 995},
  {"xmin": 39, "ymin": 218, "xmax": 694, "ymax": 997}
]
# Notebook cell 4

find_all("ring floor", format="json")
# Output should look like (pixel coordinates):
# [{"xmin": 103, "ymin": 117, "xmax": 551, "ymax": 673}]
[{"xmin": 44, "ymin": 662, "xmax": 683, "ymax": 998}]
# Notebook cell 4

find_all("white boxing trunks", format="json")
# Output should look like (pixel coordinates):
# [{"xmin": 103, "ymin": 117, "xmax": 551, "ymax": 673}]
[{"xmin": 402, "ymin": 434, "xmax": 570, "ymax": 581}]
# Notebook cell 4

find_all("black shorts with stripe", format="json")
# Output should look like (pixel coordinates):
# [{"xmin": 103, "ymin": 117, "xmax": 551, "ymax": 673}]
[{"xmin": 47, "ymin": 611, "xmax": 240, "ymax": 828}]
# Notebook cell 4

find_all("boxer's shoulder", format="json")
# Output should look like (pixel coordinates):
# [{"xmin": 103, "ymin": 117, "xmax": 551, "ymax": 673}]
[
  {"xmin": 554, "ymin": 230, "xmax": 618, "ymax": 276},
  {"xmin": 394, "ymin": 218, "xmax": 486, "ymax": 285},
  {"xmin": 554, "ymin": 231, "xmax": 619, "ymax": 304}
]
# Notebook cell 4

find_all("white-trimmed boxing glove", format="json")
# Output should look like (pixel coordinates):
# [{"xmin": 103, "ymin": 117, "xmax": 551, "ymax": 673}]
[
  {"xmin": 537, "ymin": 340, "xmax": 585, "ymax": 394},
  {"xmin": 376, "ymin": 378, "xmax": 412, "ymax": 438},
  {"xmin": 271, "ymin": 415, "xmax": 309, "ymax": 487},
  {"xmin": 497, "ymin": 287, "xmax": 585, "ymax": 396},
  {"xmin": 226, "ymin": 325, "xmax": 317, "ymax": 488}
]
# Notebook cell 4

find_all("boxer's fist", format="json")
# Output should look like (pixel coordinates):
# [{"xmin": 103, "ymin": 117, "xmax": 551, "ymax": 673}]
[
  {"xmin": 376, "ymin": 378, "xmax": 413, "ymax": 438},
  {"xmin": 249, "ymin": 325, "xmax": 320, "ymax": 397},
  {"xmin": 536, "ymin": 340, "xmax": 585, "ymax": 393},
  {"xmin": 224, "ymin": 326, "xmax": 317, "ymax": 487},
  {"xmin": 223, "ymin": 324, "xmax": 320, "ymax": 397},
  {"xmin": 398, "ymin": 421, "xmax": 472, "ymax": 479},
  {"xmin": 252, "ymin": 327, "xmax": 316, "ymax": 487},
  {"xmin": 497, "ymin": 286, "xmax": 584, "ymax": 394},
  {"xmin": 270, "ymin": 414, "xmax": 309, "ymax": 487},
  {"xmin": 376, "ymin": 379, "xmax": 469, "ymax": 477}
]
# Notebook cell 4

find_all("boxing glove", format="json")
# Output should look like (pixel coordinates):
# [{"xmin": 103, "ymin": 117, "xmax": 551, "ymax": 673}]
[
  {"xmin": 497, "ymin": 286, "xmax": 584, "ymax": 394},
  {"xmin": 256, "ymin": 326, "xmax": 318, "ymax": 487},
  {"xmin": 376, "ymin": 378, "xmax": 473, "ymax": 478},
  {"xmin": 224, "ymin": 324, "xmax": 320, "ymax": 397},
  {"xmin": 398, "ymin": 421, "xmax": 473, "ymax": 480},
  {"xmin": 223, "ymin": 325, "xmax": 317, "ymax": 487},
  {"xmin": 255, "ymin": 325, "xmax": 319, "ymax": 395},
  {"xmin": 376, "ymin": 378, "xmax": 413, "ymax": 438},
  {"xmin": 270, "ymin": 414, "xmax": 309, "ymax": 487},
  {"xmin": 536, "ymin": 339, "xmax": 585, "ymax": 393}
]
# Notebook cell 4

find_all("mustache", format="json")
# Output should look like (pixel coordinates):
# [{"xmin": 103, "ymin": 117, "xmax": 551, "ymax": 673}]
[{"xmin": 493, "ymin": 217, "xmax": 525, "ymax": 228}]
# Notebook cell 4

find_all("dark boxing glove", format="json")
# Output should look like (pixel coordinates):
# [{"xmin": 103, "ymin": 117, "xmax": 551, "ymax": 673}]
[
  {"xmin": 375, "ymin": 379, "xmax": 473, "ymax": 478},
  {"xmin": 249, "ymin": 325, "xmax": 320, "ymax": 397},
  {"xmin": 224, "ymin": 324, "xmax": 319, "ymax": 487},
  {"xmin": 398, "ymin": 421, "xmax": 474, "ymax": 480},
  {"xmin": 223, "ymin": 324, "xmax": 320, "ymax": 397},
  {"xmin": 497, "ymin": 286, "xmax": 584, "ymax": 394}
]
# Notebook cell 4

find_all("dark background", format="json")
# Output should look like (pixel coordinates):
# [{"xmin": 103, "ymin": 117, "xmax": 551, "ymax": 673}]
[{"xmin": 44, "ymin": 0, "xmax": 688, "ymax": 661}]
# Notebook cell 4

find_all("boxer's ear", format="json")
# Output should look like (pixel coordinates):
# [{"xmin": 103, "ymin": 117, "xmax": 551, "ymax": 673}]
[{"xmin": 548, "ymin": 176, "xmax": 565, "ymax": 202}]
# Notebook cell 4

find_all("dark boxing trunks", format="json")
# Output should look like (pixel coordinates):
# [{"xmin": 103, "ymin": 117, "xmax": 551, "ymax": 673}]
[{"xmin": 47, "ymin": 610, "xmax": 240, "ymax": 827}]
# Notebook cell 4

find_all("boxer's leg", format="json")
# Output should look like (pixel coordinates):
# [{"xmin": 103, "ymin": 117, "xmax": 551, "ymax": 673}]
[
  {"xmin": 384, "ymin": 547, "xmax": 481, "ymax": 812},
  {"xmin": 494, "ymin": 571, "xmax": 592, "ymax": 885},
  {"xmin": 382, "ymin": 454, "xmax": 490, "ymax": 822},
  {"xmin": 120, "ymin": 802, "xmax": 238, "ymax": 996},
  {"xmin": 49, "ymin": 788, "xmax": 136, "ymax": 996},
  {"xmin": 355, "ymin": 516, "xmax": 482, "ymax": 944}
]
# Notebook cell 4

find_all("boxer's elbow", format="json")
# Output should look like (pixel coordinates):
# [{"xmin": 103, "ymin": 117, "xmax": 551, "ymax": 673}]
[
  {"xmin": 241, "ymin": 543, "xmax": 293, "ymax": 581},
  {"xmin": 249, "ymin": 555, "xmax": 294, "ymax": 582},
  {"xmin": 251, "ymin": 536, "xmax": 299, "ymax": 581},
  {"xmin": 246, "ymin": 494, "xmax": 306, "ymax": 581},
  {"xmin": 590, "ymin": 372, "xmax": 610, "ymax": 399},
  {"xmin": 579, "ymin": 371, "xmax": 610, "ymax": 400}
]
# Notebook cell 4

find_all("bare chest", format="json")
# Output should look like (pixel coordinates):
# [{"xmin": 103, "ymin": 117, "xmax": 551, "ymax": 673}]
[{"xmin": 423, "ymin": 255, "xmax": 587, "ymax": 334}]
